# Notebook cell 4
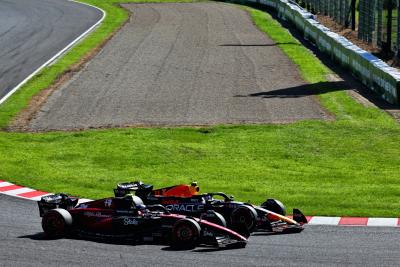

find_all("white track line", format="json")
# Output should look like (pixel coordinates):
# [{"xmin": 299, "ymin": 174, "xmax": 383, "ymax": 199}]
[{"xmin": 0, "ymin": 0, "xmax": 106, "ymax": 105}]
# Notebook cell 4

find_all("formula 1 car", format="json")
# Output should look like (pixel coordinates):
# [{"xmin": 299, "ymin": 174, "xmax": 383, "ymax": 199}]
[
  {"xmin": 114, "ymin": 181, "xmax": 308, "ymax": 236},
  {"xmin": 37, "ymin": 193, "xmax": 247, "ymax": 249}
]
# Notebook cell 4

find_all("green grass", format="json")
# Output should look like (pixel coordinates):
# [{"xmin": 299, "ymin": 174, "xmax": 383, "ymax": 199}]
[{"xmin": 0, "ymin": 1, "xmax": 399, "ymax": 217}]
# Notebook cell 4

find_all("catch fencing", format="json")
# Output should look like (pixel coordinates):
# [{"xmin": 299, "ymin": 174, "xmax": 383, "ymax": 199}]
[
  {"xmin": 294, "ymin": 0, "xmax": 400, "ymax": 57},
  {"xmin": 245, "ymin": 0, "xmax": 400, "ymax": 104}
]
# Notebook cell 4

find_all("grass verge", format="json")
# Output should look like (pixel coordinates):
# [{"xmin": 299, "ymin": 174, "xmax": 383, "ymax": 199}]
[{"xmin": 0, "ymin": 1, "xmax": 399, "ymax": 217}]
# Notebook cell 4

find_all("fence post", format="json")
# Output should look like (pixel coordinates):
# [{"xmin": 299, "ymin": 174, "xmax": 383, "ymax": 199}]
[
  {"xmin": 351, "ymin": 0, "xmax": 356, "ymax": 30},
  {"xmin": 398, "ymin": 0, "xmax": 400, "ymax": 58},
  {"xmin": 358, "ymin": 0, "xmax": 364, "ymax": 40},
  {"xmin": 377, "ymin": 0, "xmax": 383, "ymax": 48},
  {"xmin": 386, "ymin": 0, "xmax": 393, "ymax": 54},
  {"xmin": 367, "ymin": 0, "xmax": 376, "ymax": 44}
]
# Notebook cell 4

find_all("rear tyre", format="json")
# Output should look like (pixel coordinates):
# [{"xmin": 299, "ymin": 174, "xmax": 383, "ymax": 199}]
[
  {"xmin": 42, "ymin": 209, "xmax": 72, "ymax": 238},
  {"xmin": 260, "ymin": 199, "xmax": 286, "ymax": 216},
  {"xmin": 171, "ymin": 219, "xmax": 201, "ymax": 250},
  {"xmin": 230, "ymin": 205, "xmax": 257, "ymax": 236}
]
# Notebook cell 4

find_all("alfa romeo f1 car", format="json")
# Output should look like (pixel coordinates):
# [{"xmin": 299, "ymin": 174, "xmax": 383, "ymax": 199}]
[
  {"xmin": 37, "ymin": 193, "xmax": 247, "ymax": 249},
  {"xmin": 114, "ymin": 181, "xmax": 308, "ymax": 236}
]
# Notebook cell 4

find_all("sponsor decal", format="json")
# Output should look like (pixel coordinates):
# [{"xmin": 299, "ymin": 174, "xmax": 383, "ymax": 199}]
[
  {"xmin": 83, "ymin": 211, "xmax": 111, "ymax": 218},
  {"xmin": 161, "ymin": 199, "xmax": 179, "ymax": 205},
  {"xmin": 294, "ymin": 16, "xmax": 305, "ymax": 29},
  {"xmin": 115, "ymin": 209, "xmax": 135, "ymax": 214},
  {"xmin": 318, "ymin": 36, "xmax": 332, "ymax": 52},
  {"xmin": 153, "ymin": 189, "xmax": 167, "ymax": 195},
  {"xmin": 202, "ymin": 229, "xmax": 214, "ymax": 237},
  {"xmin": 228, "ymin": 203, "xmax": 240, "ymax": 209},
  {"xmin": 351, "ymin": 60, "xmax": 371, "ymax": 80},
  {"xmin": 78, "ymin": 204, "xmax": 88, "ymax": 209},
  {"xmin": 304, "ymin": 26, "xmax": 316, "ymax": 41},
  {"xmin": 165, "ymin": 204, "xmax": 205, "ymax": 212},
  {"xmin": 333, "ymin": 47, "xmax": 349, "ymax": 65},
  {"xmin": 124, "ymin": 218, "xmax": 139, "ymax": 225},
  {"xmin": 104, "ymin": 199, "xmax": 112, "ymax": 207},
  {"xmin": 372, "ymin": 74, "xmax": 396, "ymax": 97}
]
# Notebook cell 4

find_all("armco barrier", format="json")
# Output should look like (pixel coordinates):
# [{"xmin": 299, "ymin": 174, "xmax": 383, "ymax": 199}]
[{"xmin": 240, "ymin": 0, "xmax": 400, "ymax": 104}]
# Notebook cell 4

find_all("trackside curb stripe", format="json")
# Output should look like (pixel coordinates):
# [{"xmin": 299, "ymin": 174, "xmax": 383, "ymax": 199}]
[
  {"xmin": 0, "ymin": 180, "xmax": 398, "ymax": 227},
  {"xmin": 0, "ymin": 182, "xmax": 13, "ymax": 187},
  {"xmin": 17, "ymin": 190, "xmax": 49, "ymax": 198},
  {"xmin": 339, "ymin": 217, "xmax": 368, "ymax": 226},
  {"xmin": 308, "ymin": 216, "xmax": 341, "ymax": 225},
  {"xmin": 0, "ymin": 185, "xmax": 24, "ymax": 192},
  {"xmin": 2, "ymin": 187, "xmax": 34, "ymax": 195}
]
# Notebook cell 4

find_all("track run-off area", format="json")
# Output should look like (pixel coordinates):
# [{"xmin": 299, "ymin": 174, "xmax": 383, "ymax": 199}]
[{"xmin": 28, "ymin": 2, "xmax": 328, "ymax": 131}]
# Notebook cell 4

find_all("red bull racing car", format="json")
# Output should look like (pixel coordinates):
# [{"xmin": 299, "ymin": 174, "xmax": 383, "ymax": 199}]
[
  {"xmin": 114, "ymin": 181, "xmax": 307, "ymax": 236},
  {"xmin": 37, "ymin": 193, "xmax": 247, "ymax": 249}
]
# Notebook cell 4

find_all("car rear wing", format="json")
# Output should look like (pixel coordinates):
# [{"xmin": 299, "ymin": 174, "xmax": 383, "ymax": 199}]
[
  {"xmin": 37, "ymin": 193, "xmax": 78, "ymax": 217},
  {"xmin": 114, "ymin": 181, "xmax": 152, "ymax": 197}
]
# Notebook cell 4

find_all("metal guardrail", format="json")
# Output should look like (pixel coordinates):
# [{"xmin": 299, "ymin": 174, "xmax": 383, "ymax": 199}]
[{"xmin": 246, "ymin": 0, "xmax": 400, "ymax": 104}]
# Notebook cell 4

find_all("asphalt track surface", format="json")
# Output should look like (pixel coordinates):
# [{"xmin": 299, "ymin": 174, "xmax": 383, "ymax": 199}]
[
  {"xmin": 29, "ymin": 2, "xmax": 329, "ymax": 131},
  {"xmin": 0, "ymin": 0, "xmax": 103, "ymax": 99},
  {"xmin": 1, "ymin": 194, "xmax": 399, "ymax": 266}
]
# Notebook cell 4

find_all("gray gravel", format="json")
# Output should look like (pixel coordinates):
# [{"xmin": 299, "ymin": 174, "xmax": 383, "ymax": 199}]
[
  {"xmin": 1, "ymin": 194, "xmax": 400, "ymax": 266},
  {"xmin": 0, "ymin": 0, "xmax": 103, "ymax": 99},
  {"xmin": 29, "ymin": 2, "xmax": 328, "ymax": 131}
]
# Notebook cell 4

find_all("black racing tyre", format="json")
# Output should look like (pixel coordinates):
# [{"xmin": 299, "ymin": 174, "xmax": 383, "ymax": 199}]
[
  {"xmin": 260, "ymin": 199, "xmax": 286, "ymax": 216},
  {"xmin": 200, "ymin": 211, "xmax": 227, "ymax": 227},
  {"xmin": 231, "ymin": 223, "xmax": 251, "ymax": 238},
  {"xmin": 42, "ymin": 209, "xmax": 73, "ymax": 238},
  {"xmin": 230, "ymin": 205, "xmax": 257, "ymax": 234},
  {"xmin": 171, "ymin": 218, "xmax": 201, "ymax": 250}
]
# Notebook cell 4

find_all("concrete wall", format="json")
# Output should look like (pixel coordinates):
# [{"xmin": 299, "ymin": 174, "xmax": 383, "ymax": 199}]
[{"xmin": 247, "ymin": 0, "xmax": 400, "ymax": 104}]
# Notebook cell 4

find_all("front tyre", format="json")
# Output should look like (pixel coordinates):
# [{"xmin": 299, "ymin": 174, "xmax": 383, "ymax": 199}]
[
  {"xmin": 230, "ymin": 205, "xmax": 257, "ymax": 236},
  {"xmin": 171, "ymin": 218, "xmax": 201, "ymax": 250},
  {"xmin": 260, "ymin": 199, "xmax": 286, "ymax": 216},
  {"xmin": 42, "ymin": 209, "xmax": 72, "ymax": 238}
]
